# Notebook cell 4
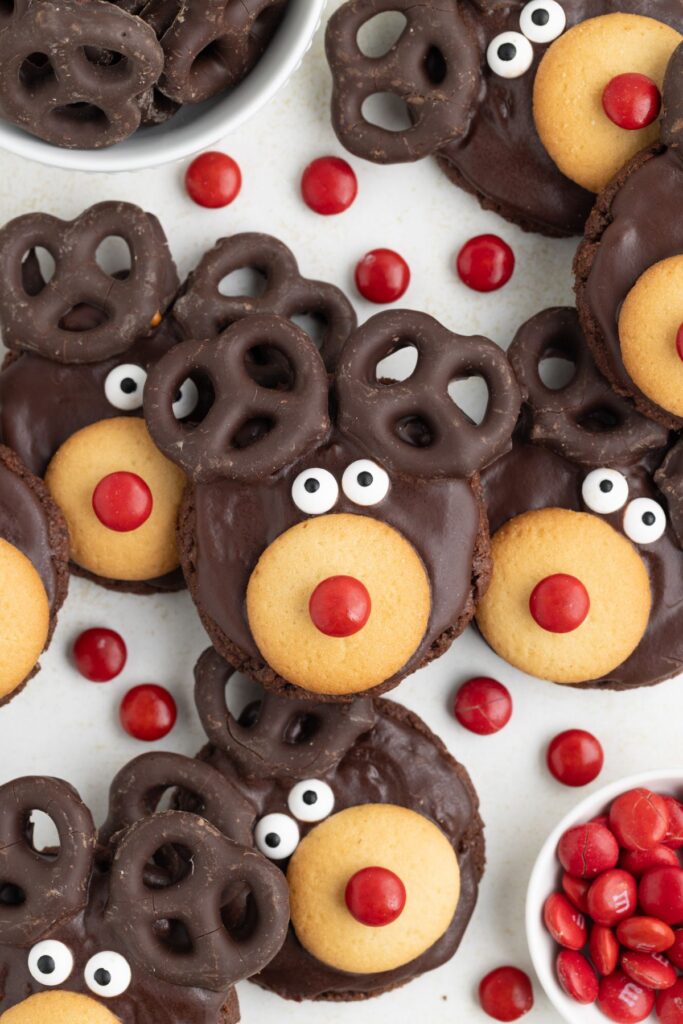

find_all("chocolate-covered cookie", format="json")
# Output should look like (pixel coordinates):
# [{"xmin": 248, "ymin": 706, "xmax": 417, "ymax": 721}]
[
  {"xmin": 326, "ymin": 2, "xmax": 683, "ymax": 237},
  {"xmin": 479, "ymin": 307, "xmax": 683, "ymax": 689},
  {"xmin": 0, "ymin": 759, "xmax": 289, "ymax": 1023},
  {"xmin": 0, "ymin": 201, "xmax": 186, "ymax": 595},
  {"xmin": 576, "ymin": 42, "xmax": 683, "ymax": 429},
  {"xmin": 145, "ymin": 309, "xmax": 521, "ymax": 700},
  {"xmin": 184, "ymin": 648, "xmax": 485, "ymax": 1001},
  {"xmin": 0, "ymin": 444, "xmax": 69, "ymax": 707}
]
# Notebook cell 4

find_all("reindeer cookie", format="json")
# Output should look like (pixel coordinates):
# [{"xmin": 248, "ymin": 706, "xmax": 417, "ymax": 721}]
[
  {"xmin": 478, "ymin": 307, "xmax": 683, "ymax": 689},
  {"xmin": 326, "ymin": 1, "xmax": 683, "ymax": 236},
  {"xmin": 576, "ymin": 42, "xmax": 683, "ymax": 430},
  {"xmin": 182, "ymin": 648, "xmax": 485, "ymax": 1001},
  {"xmin": 0, "ymin": 201, "xmax": 189, "ymax": 594},
  {"xmin": 144, "ymin": 309, "xmax": 520, "ymax": 700},
  {"xmin": 0, "ymin": 445, "xmax": 69, "ymax": 707},
  {"xmin": 0, "ymin": 759, "xmax": 289, "ymax": 1023}
]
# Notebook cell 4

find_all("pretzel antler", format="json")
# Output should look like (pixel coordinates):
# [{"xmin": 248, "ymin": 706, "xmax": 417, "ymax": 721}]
[
  {"xmin": 662, "ymin": 41, "xmax": 683, "ymax": 156},
  {"xmin": 0, "ymin": 777, "xmax": 95, "ymax": 946},
  {"xmin": 106, "ymin": 810, "xmax": 289, "ymax": 991},
  {"xmin": 326, "ymin": 0, "xmax": 479, "ymax": 163},
  {"xmin": 195, "ymin": 648, "xmax": 377, "ymax": 780},
  {"xmin": 336, "ymin": 309, "xmax": 520, "ymax": 478},
  {"xmin": 145, "ymin": 314, "xmax": 331, "ymax": 483},
  {"xmin": 510, "ymin": 308, "xmax": 669, "ymax": 466}
]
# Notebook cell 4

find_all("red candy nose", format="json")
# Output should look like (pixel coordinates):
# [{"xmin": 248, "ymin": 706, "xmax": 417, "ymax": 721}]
[
  {"xmin": 602, "ymin": 73, "xmax": 661, "ymax": 130},
  {"xmin": 529, "ymin": 574, "xmax": 590, "ymax": 634},
  {"xmin": 309, "ymin": 575, "xmax": 371, "ymax": 637},
  {"xmin": 92, "ymin": 472, "xmax": 153, "ymax": 532},
  {"xmin": 345, "ymin": 867, "xmax": 406, "ymax": 927}
]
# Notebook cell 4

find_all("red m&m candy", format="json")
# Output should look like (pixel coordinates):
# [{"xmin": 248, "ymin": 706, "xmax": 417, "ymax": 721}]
[
  {"xmin": 544, "ymin": 892, "xmax": 587, "ymax": 950},
  {"xmin": 609, "ymin": 788, "xmax": 669, "ymax": 851},
  {"xmin": 656, "ymin": 978, "xmax": 683, "ymax": 1024},
  {"xmin": 120, "ymin": 684, "xmax": 177, "ymax": 742},
  {"xmin": 355, "ymin": 248, "xmax": 410, "ymax": 304},
  {"xmin": 556, "ymin": 950, "xmax": 599, "ymax": 1005},
  {"xmin": 590, "ymin": 924, "xmax": 620, "ymax": 977},
  {"xmin": 602, "ymin": 73, "xmax": 661, "ymax": 131},
  {"xmin": 598, "ymin": 971, "xmax": 655, "ymax": 1023},
  {"xmin": 309, "ymin": 575, "xmax": 371, "ymax": 638},
  {"xmin": 479, "ymin": 966, "xmax": 534, "ymax": 1021},
  {"xmin": 457, "ymin": 234, "xmax": 515, "ymax": 293},
  {"xmin": 301, "ymin": 156, "xmax": 357, "ymax": 215},
  {"xmin": 73, "ymin": 628, "xmax": 127, "ymax": 682},
  {"xmin": 587, "ymin": 869, "xmax": 637, "ymax": 927},
  {"xmin": 529, "ymin": 573, "xmax": 590, "ymax": 633},
  {"xmin": 453, "ymin": 677, "xmax": 512, "ymax": 735},
  {"xmin": 547, "ymin": 730, "xmax": 604, "ymax": 787},
  {"xmin": 92, "ymin": 472, "xmax": 153, "ymax": 533},
  {"xmin": 639, "ymin": 867, "xmax": 683, "ymax": 926},
  {"xmin": 345, "ymin": 866, "xmax": 406, "ymax": 927},
  {"xmin": 185, "ymin": 151, "xmax": 242, "ymax": 208},
  {"xmin": 558, "ymin": 822, "xmax": 619, "ymax": 879}
]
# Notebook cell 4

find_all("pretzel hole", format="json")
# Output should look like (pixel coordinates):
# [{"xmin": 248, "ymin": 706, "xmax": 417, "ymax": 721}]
[
  {"xmin": 425, "ymin": 46, "xmax": 447, "ymax": 85},
  {"xmin": 375, "ymin": 344, "xmax": 418, "ymax": 383},
  {"xmin": 218, "ymin": 267, "xmax": 268, "ymax": 299},
  {"xmin": 539, "ymin": 356, "xmax": 576, "ymax": 391},
  {"xmin": 96, "ymin": 236, "xmax": 132, "ymax": 278},
  {"xmin": 190, "ymin": 39, "xmax": 233, "ymax": 87},
  {"xmin": 25, "ymin": 809, "xmax": 60, "ymax": 854},
  {"xmin": 361, "ymin": 93, "xmax": 412, "ymax": 132},
  {"xmin": 0, "ymin": 1, "xmax": 15, "ymax": 20},
  {"xmin": 58, "ymin": 303, "xmax": 108, "ymax": 332},
  {"xmin": 395, "ymin": 415, "xmax": 433, "ymax": 448},
  {"xmin": 51, "ymin": 102, "xmax": 109, "ymax": 132},
  {"xmin": 21, "ymin": 246, "xmax": 55, "ymax": 295},
  {"xmin": 82, "ymin": 46, "xmax": 128, "ymax": 70},
  {"xmin": 18, "ymin": 53, "xmax": 55, "ymax": 92},
  {"xmin": 144, "ymin": 843, "xmax": 193, "ymax": 892},
  {"xmin": 291, "ymin": 312, "xmax": 327, "ymax": 349},
  {"xmin": 0, "ymin": 882, "xmax": 26, "ymax": 907},
  {"xmin": 448, "ymin": 376, "xmax": 490, "ymax": 426},
  {"xmin": 244, "ymin": 344, "xmax": 296, "ymax": 391},
  {"xmin": 221, "ymin": 883, "xmax": 260, "ymax": 943},
  {"xmin": 234, "ymin": 416, "xmax": 276, "ymax": 449},
  {"xmin": 153, "ymin": 917, "xmax": 193, "ymax": 954},
  {"xmin": 357, "ymin": 11, "xmax": 407, "ymax": 57},
  {"xmin": 576, "ymin": 406, "xmax": 622, "ymax": 434}
]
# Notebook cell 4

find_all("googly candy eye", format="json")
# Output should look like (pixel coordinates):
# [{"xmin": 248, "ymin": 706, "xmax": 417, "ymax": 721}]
[
  {"xmin": 623, "ymin": 498, "xmax": 667, "ymax": 545},
  {"xmin": 172, "ymin": 377, "xmax": 199, "ymax": 420},
  {"xmin": 291, "ymin": 468, "xmax": 339, "ymax": 515},
  {"xmin": 582, "ymin": 469, "xmax": 629, "ymax": 515},
  {"xmin": 520, "ymin": 1, "xmax": 566, "ymax": 44},
  {"xmin": 287, "ymin": 780, "xmax": 335, "ymax": 823},
  {"xmin": 28, "ymin": 940, "xmax": 74, "ymax": 986},
  {"xmin": 104, "ymin": 364, "xmax": 147, "ymax": 411},
  {"xmin": 254, "ymin": 813, "xmax": 300, "ymax": 859},
  {"xmin": 84, "ymin": 951, "xmax": 132, "ymax": 998},
  {"xmin": 486, "ymin": 32, "xmax": 534, "ymax": 79},
  {"xmin": 341, "ymin": 459, "xmax": 390, "ymax": 507}
]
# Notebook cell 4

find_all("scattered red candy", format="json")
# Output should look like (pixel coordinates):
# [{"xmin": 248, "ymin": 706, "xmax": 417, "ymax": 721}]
[
  {"xmin": 557, "ymin": 950, "xmax": 599, "ymax": 1005},
  {"xmin": 621, "ymin": 951, "xmax": 677, "ymax": 991},
  {"xmin": 456, "ymin": 234, "xmax": 515, "ymax": 293},
  {"xmin": 309, "ymin": 575, "xmax": 371, "ymax": 638},
  {"xmin": 587, "ymin": 869, "xmax": 638, "ymax": 927},
  {"xmin": 668, "ymin": 931, "xmax": 683, "ymax": 970},
  {"xmin": 301, "ymin": 156, "xmax": 357, "ymax": 215},
  {"xmin": 664, "ymin": 798, "xmax": 683, "ymax": 850},
  {"xmin": 344, "ymin": 866, "xmax": 406, "ymax": 926},
  {"xmin": 657, "ymin": 978, "xmax": 683, "ymax": 1024},
  {"xmin": 120, "ymin": 684, "xmax": 177, "ymax": 741},
  {"xmin": 453, "ymin": 677, "xmax": 512, "ymax": 735},
  {"xmin": 639, "ymin": 867, "xmax": 683, "ymax": 926},
  {"xmin": 602, "ymin": 73, "xmax": 662, "ymax": 131},
  {"xmin": 598, "ymin": 971, "xmax": 655, "ymax": 1023},
  {"xmin": 617, "ymin": 917, "xmax": 676, "ymax": 954},
  {"xmin": 610, "ymin": 788, "xmax": 670, "ymax": 851},
  {"xmin": 547, "ymin": 730, "xmax": 604, "ymax": 787},
  {"xmin": 185, "ymin": 151, "xmax": 242, "ymax": 208},
  {"xmin": 558, "ymin": 822, "xmax": 620, "ymax": 879},
  {"xmin": 72, "ymin": 627, "xmax": 127, "ymax": 682},
  {"xmin": 92, "ymin": 472, "xmax": 153, "ymax": 533},
  {"xmin": 590, "ymin": 924, "xmax": 621, "ymax": 976},
  {"xmin": 563, "ymin": 873, "xmax": 591, "ymax": 914},
  {"xmin": 479, "ymin": 967, "xmax": 534, "ymax": 1021},
  {"xmin": 621, "ymin": 846, "xmax": 680, "ymax": 877},
  {"xmin": 355, "ymin": 248, "xmax": 410, "ymax": 303},
  {"xmin": 529, "ymin": 573, "xmax": 590, "ymax": 633},
  {"xmin": 544, "ymin": 892, "xmax": 588, "ymax": 950}
]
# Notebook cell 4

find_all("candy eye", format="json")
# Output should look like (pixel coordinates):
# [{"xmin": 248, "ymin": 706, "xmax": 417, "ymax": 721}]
[
  {"xmin": 172, "ymin": 377, "xmax": 199, "ymax": 420},
  {"xmin": 341, "ymin": 460, "xmax": 390, "ymax": 507},
  {"xmin": 84, "ymin": 951, "xmax": 132, "ymax": 999},
  {"xmin": 254, "ymin": 813, "xmax": 300, "ymax": 860},
  {"xmin": 104, "ymin": 364, "xmax": 147, "ymax": 411},
  {"xmin": 623, "ymin": 498, "xmax": 667, "ymax": 545},
  {"xmin": 520, "ymin": 0, "xmax": 566, "ymax": 43},
  {"xmin": 486, "ymin": 32, "xmax": 534, "ymax": 78},
  {"xmin": 582, "ymin": 469, "xmax": 629, "ymax": 514},
  {"xmin": 287, "ymin": 779, "xmax": 335, "ymax": 823},
  {"xmin": 28, "ymin": 940, "xmax": 74, "ymax": 986},
  {"xmin": 291, "ymin": 468, "xmax": 339, "ymax": 515}
]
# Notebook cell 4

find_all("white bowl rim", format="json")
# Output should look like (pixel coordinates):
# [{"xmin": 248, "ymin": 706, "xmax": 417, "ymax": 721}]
[
  {"xmin": 0, "ymin": 0, "xmax": 326, "ymax": 173},
  {"xmin": 526, "ymin": 768, "xmax": 683, "ymax": 1024}
]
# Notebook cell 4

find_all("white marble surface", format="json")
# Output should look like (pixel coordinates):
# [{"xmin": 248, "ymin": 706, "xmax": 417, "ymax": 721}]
[{"xmin": 0, "ymin": 5, "xmax": 680, "ymax": 1023}]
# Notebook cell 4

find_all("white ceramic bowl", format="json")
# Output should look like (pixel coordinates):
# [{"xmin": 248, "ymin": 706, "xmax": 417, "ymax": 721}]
[
  {"xmin": 526, "ymin": 769, "xmax": 683, "ymax": 1024},
  {"xmin": 0, "ymin": 0, "xmax": 326, "ymax": 172}
]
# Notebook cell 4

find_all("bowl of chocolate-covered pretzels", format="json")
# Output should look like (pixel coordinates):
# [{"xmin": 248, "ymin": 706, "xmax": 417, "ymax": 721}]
[{"xmin": 0, "ymin": 0, "xmax": 326, "ymax": 171}]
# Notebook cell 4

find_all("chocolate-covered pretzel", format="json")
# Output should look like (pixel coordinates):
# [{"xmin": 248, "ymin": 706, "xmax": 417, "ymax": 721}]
[
  {"xmin": 145, "ymin": 309, "xmax": 520, "ymax": 700},
  {"xmin": 172, "ymin": 233, "xmax": 357, "ymax": 372},
  {"xmin": 0, "ymin": 0, "xmax": 164, "ymax": 148},
  {"xmin": 656, "ymin": 440, "xmax": 683, "ymax": 550}
]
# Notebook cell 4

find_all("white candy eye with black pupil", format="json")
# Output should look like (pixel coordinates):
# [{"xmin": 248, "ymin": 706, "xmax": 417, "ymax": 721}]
[
  {"xmin": 172, "ymin": 377, "xmax": 199, "ymax": 420},
  {"xmin": 582, "ymin": 469, "xmax": 629, "ymax": 515},
  {"xmin": 28, "ymin": 940, "xmax": 74, "ymax": 986},
  {"xmin": 341, "ymin": 459, "xmax": 390, "ymax": 507},
  {"xmin": 85, "ymin": 951, "xmax": 132, "ymax": 998},
  {"xmin": 104, "ymin": 364, "xmax": 147, "ymax": 411},
  {"xmin": 486, "ymin": 31, "xmax": 534, "ymax": 78},
  {"xmin": 520, "ymin": 0, "xmax": 566, "ymax": 43},
  {"xmin": 288, "ymin": 779, "xmax": 335, "ymax": 823},
  {"xmin": 254, "ymin": 813, "xmax": 300, "ymax": 859},
  {"xmin": 291, "ymin": 468, "xmax": 339, "ymax": 515},
  {"xmin": 623, "ymin": 498, "xmax": 667, "ymax": 545}
]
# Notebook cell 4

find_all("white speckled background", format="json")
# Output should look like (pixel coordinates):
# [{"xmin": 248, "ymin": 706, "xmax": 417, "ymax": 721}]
[{"xmin": 0, "ymin": 5, "xmax": 680, "ymax": 1023}]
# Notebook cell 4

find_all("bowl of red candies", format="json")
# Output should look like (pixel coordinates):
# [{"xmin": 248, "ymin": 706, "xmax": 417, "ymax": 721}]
[{"xmin": 527, "ymin": 771, "xmax": 683, "ymax": 1024}]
